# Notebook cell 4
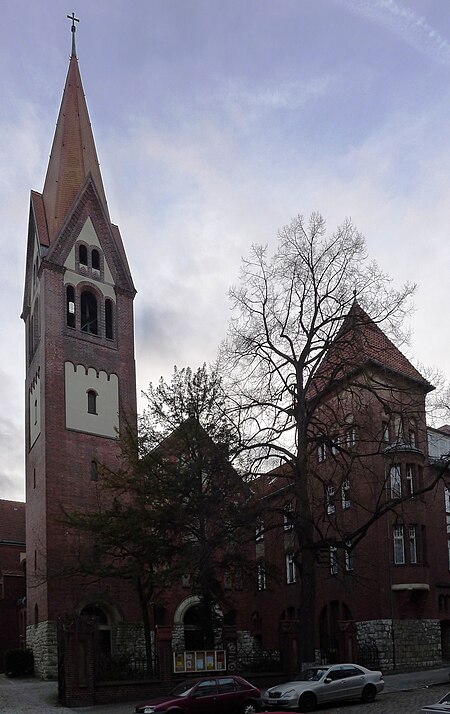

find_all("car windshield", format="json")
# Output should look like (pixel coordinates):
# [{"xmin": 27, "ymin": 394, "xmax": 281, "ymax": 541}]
[
  {"xmin": 296, "ymin": 668, "xmax": 328, "ymax": 682},
  {"xmin": 170, "ymin": 681, "xmax": 196, "ymax": 697}
]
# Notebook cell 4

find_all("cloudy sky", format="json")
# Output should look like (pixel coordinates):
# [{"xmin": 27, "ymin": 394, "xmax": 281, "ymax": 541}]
[{"xmin": 1, "ymin": 0, "xmax": 449, "ymax": 501}]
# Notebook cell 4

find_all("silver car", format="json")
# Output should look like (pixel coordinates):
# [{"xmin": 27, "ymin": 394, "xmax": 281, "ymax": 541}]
[
  {"xmin": 422, "ymin": 691, "xmax": 450, "ymax": 712},
  {"xmin": 262, "ymin": 663, "xmax": 384, "ymax": 712}
]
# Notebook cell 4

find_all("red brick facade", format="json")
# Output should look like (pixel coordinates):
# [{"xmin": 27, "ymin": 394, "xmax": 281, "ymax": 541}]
[
  {"xmin": 250, "ymin": 360, "xmax": 450, "ymax": 670},
  {"xmin": 0, "ymin": 500, "xmax": 26, "ymax": 671}
]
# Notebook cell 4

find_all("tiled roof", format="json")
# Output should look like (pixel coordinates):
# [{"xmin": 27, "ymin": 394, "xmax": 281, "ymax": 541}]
[
  {"xmin": 0, "ymin": 500, "xmax": 25, "ymax": 543},
  {"xmin": 30, "ymin": 191, "xmax": 49, "ymax": 246},
  {"xmin": 308, "ymin": 302, "xmax": 433, "ymax": 398}
]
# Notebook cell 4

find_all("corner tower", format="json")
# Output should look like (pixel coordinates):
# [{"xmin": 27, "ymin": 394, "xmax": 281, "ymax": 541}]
[{"xmin": 22, "ymin": 26, "xmax": 138, "ymax": 677}]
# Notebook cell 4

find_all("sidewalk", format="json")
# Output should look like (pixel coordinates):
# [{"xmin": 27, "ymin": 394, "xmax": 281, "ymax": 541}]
[{"xmin": 383, "ymin": 665, "xmax": 450, "ymax": 693}]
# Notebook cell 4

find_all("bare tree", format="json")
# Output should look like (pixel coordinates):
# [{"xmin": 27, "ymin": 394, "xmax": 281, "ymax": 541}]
[{"xmin": 221, "ymin": 212, "xmax": 443, "ymax": 665}]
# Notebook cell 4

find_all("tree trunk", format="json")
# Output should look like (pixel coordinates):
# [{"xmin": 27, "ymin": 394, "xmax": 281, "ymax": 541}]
[
  {"xmin": 137, "ymin": 577, "xmax": 154, "ymax": 675},
  {"xmin": 298, "ymin": 542, "xmax": 317, "ymax": 665}
]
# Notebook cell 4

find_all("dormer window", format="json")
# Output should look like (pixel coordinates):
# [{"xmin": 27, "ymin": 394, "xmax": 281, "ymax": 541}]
[{"xmin": 79, "ymin": 244, "xmax": 88, "ymax": 266}]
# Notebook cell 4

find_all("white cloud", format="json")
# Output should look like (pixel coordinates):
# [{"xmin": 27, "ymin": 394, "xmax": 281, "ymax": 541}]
[{"xmin": 337, "ymin": 0, "xmax": 450, "ymax": 67}]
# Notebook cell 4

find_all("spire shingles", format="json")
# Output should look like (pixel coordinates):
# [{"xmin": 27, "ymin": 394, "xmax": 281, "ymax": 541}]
[{"xmin": 42, "ymin": 54, "xmax": 110, "ymax": 242}]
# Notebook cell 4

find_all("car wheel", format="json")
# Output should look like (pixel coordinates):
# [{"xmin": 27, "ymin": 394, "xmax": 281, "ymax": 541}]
[
  {"xmin": 361, "ymin": 684, "xmax": 377, "ymax": 703},
  {"xmin": 241, "ymin": 701, "xmax": 258, "ymax": 714},
  {"xmin": 298, "ymin": 691, "xmax": 317, "ymax": 712}
]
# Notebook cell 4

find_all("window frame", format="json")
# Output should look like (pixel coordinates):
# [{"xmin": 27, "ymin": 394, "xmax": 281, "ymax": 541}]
[
  {"xmin": 393, "ymin": 524, "xmax": 405, "ymax": 565},
  {"xmin": 330, "ymin": 546, "xmax": 338, "ymax": 575},
  {"xmin": 80, "ymin": 289, "xmax": 99, "ymax": 335},
  {"xmin": 105, "ymin": 298, "xmax": 114, "ymax": 340},
  {"xmin": 87, "ymin": 389, "xmax": 98, "ymax": 415},
  {"xmin": 66, "ymin": 285, "xmax": 76, "ymax": 328},
  {"xmin": 257, "ymin": 562, "xmax": 266, "ymax": 591},
  {"xmin": 409, "ymin": 525, "xmax": 418, "ymax": 564},
  {"xmin": 389, "ymin": 464, "xmax": 402, "ymax": 498},
  {"xmin": 286, "ymin": 553, "xmax": 297, "ymax": 584}
]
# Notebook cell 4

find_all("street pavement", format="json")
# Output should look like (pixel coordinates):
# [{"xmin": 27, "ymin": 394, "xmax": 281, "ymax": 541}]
[{"xmin": 0, "ymin": 667, "xmax": 450, "ymax": 714}]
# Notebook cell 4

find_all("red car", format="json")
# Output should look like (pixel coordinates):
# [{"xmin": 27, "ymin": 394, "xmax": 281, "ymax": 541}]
[{"xmin": 134, "ymin": 675, "xmax": 261, "ymax": 713}]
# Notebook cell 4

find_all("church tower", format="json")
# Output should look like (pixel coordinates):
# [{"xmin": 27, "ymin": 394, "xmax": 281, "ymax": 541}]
[{"xmin": 22, "ymin": 21, "xmax": 139, "ymax": 677}]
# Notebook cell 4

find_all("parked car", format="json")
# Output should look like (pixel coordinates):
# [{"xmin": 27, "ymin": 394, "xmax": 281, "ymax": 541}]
[
  {"xmin": 262, "ymin": 663, "xmax": 384, "ymax": 712},
  {"xmin": 134, "ymin": 674, "xmax": 261, "ymax": 713},
  {"xmin": 422, "ymin": 691, "xmax": 450, "ymax": 712}
]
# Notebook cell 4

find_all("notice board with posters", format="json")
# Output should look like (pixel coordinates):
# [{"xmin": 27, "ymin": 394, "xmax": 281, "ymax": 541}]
[{"xmin": 173, "ymin": 650, "xmax": 227, "ymax": 673}]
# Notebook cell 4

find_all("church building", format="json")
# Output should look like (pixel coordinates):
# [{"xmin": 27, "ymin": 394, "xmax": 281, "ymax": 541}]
[
  {"xmin": 21, "ymin": 21, "xmax": 141, "ymax": 677},
  {"xmin": 0, "ymin": 22, "xmax": 449, "ymax": 683}
]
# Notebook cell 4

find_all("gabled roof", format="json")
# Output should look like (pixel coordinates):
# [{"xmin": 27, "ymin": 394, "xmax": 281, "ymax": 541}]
[
  {"xmin": 309, "ymin": 302, "xmax": 433, "ymax": 398},
  {"xmin": 42, "ymin": 53, "xmax": 109, "ymax": 243},
  {"xmin": 0, "ymin": 500, "xmax": 25, "ymax": 544}
]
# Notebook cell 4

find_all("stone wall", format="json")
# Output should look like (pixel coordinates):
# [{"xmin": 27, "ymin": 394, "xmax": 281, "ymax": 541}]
[
  {"xmin": 172, "ymin": 624, "xmax": 184, "ymax": 651},
  {"xmin": 26, "ymin": 620, "xmax": 58, "ymax": 679},
  {"xmin": 113, "ymin": 621, "xmax": 146, "ymax": 660},
  {"xmin": 357, "ymin": 619, "xmax": 442, "ymax": 671}
]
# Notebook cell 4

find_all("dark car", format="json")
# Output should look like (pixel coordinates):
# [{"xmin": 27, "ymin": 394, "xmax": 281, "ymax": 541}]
[{"xmin": 134, "ymin": 675, "xmax": 261, "ymax": 713}]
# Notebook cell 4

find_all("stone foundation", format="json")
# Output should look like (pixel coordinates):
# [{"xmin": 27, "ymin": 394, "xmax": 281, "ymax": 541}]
[
  {"xmin": 357, "ymin": 619, "xmax": 442, "ymax": 671},
  {"xmin": 27, "ymin": 619, "xmax": 149, "ymax": 679},
  {"xmin": 26, "ymin": 620, "xmax": 58, "ymax": 679}
]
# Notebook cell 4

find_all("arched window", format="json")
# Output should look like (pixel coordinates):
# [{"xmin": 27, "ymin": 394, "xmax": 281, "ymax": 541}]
[
  {"xmin": 87, "ymin": 390, "xmax": 97, "ymax": 415},
  {"xmin": 79, "ymin": 244, "xmax": 88, "ymax": 266},
  {"xmin": 66, "ymin": 286, "xmax": 76, "ymax": 328},
  {"xmin": 105, "ymin": 299, "xmax": 114, "ymax": 339},
  {"xmin": 81, "ymin": 290, "xmax": 98, "ymax": 334},
  {"xmin": 91, "ymin": 459, "xmax": 98, "ymax": 481},
  {"xmin": 92, "ymin": 249, "xmax": 100, "ymax": 271}
]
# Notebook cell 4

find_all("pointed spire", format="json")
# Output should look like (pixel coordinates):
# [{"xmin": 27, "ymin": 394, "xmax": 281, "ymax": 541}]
[{"xmin": 42, "ymin": 22, "xmax": 110, "ymax": 242}]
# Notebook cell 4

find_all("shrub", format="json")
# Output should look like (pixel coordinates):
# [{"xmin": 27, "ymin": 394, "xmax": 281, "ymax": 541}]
[{"xmin": 4, "ymin": 648, "xmax": 34, "ymax": 677}]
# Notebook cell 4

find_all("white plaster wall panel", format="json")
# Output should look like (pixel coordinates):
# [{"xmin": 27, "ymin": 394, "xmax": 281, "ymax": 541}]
[
  {"xmin": 29, "ymin": 372, "xmax": 41, "ymax": 447},
  {"xmin": 64, "ymin": 362, "xmax": 119, "ymax": 438},
  {"xmin": 64, "ymin": 217, "xmax": 114, "ymax": 284}
]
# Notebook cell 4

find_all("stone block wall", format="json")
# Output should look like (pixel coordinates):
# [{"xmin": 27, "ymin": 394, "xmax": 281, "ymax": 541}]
[
  {"xmin": 26, "ymin": 620, "xmax": 58, "ymax": 679},
  {"xmin": 357, "ymin": 619, "xmax": 442, "ymax": 671},
  {"xmin": 172, "ymin": 624, "xmax": 184, "ymax": 651},
  {"xmin": 113, "ymin": 621, "xmax": 146, "ymax": 660}
]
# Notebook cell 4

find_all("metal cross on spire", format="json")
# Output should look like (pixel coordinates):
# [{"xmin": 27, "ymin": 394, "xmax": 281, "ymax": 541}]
[{"xmin": 67, "ymin": 12, "xmax": 80, "ymax": 57}]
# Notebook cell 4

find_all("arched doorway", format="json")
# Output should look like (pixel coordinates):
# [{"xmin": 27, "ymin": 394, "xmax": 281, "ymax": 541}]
[
  {"xmin": 173, "ymin": 596, "xmax": 223, "ymax": 651},
  {"xmin": 184, "ymin": 604, "xmax": 208, "ymax": 650},
  {"xmin": 319, "ymin": 601, "xmax": 353, "ymax": 663},
  {"xmin": 80, "ymin": 604, "xmax": 112, "ymax": 660}
]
